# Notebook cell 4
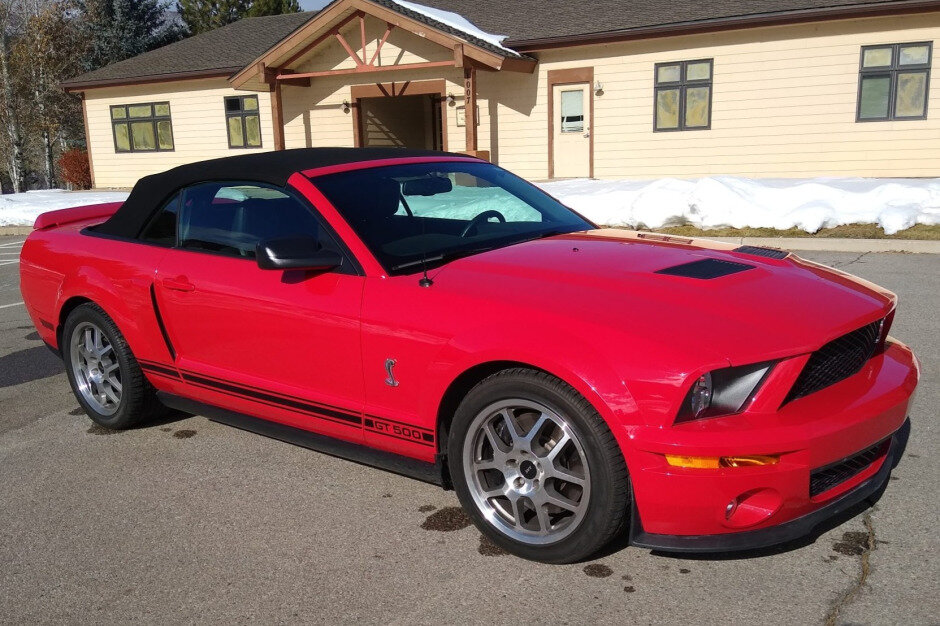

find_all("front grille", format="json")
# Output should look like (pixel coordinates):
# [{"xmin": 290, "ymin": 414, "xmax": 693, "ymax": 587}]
[
  {"xmin": 809, "ymin": 439, "xmax": 889, "ymax": 497},
  {"xmin": 784, "ymin": 320, "xmax": 882, "ymax": 403}
]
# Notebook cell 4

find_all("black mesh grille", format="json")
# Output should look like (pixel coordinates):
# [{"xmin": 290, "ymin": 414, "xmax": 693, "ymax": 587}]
[
  {"xmin": 810, "ymin": 440, "xmax": 889, "ymax": 497},
  {"xmin": 655, "ymin": 258, "xmax": 754, "ymax": 279},
  {"xmin": 734, "ymin": 245, "xmax": 790, "ymax": 259},
  {"xmin": 785, "ymin": 320, "xmax": 882, "ymax": 403}
]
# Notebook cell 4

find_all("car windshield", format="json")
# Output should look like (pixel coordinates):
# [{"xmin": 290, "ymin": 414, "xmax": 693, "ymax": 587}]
[{"xmin": 311, "ymin": 161, "xmax": 594, "ymax": 274}]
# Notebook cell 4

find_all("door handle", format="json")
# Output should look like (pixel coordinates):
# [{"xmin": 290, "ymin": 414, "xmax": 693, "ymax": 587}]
[{"xmin": 162, "ymin": 276, "xmax": 195, "ymax": 292}]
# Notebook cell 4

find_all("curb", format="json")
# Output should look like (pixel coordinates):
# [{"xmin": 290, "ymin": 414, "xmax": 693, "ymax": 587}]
[
  {"xmin": 0, "ymin": 227, "xmax": 33, "ymax": 236},
  {"xmin": 702, "ymin": 236, "xmax": 940, "ymax": 254}
]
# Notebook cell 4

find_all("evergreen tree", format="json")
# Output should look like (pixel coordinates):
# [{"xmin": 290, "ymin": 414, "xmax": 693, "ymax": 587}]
[
  {"xmin": 176, "ymin": 0, "xmax": 246, "ymax": 35},
  {"xmin": 177, "ymin": 0, "xmax": 297, "ymax": 36},
  {"xmin": 247, "ymin": 0, "xmax": 298, "ymax": 18},
  {"xmin": 78, "ymin": 0, "xmax": 183, "ymax": 71}
]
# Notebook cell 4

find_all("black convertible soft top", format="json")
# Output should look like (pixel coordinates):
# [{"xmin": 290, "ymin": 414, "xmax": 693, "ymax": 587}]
[{"xmin": 94, "ymin": 147, "xmax": 465, "ymax": 238}]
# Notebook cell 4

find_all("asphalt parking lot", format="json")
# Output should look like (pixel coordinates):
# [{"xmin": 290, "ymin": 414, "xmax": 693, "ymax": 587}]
[{"xmin": 0, "ymin": 235, "xmax": 937, "ymax": 625}]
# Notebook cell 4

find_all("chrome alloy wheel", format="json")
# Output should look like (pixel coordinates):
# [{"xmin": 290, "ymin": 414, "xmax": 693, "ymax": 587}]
[
  {"xmin": 70, "ymin": 321, "xmax": 122, "ymax": 416},
  {"xmin": 462, "ymin": 399, "xmax": 591, "ymax": 544}
]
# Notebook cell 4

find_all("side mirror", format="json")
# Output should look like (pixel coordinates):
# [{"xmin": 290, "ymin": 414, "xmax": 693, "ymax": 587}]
[{"xmin": 256, "ymin": 237, "xmax": 343, "ymax": 272}]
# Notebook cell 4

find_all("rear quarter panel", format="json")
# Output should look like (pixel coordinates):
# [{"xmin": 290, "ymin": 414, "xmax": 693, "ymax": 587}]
[{"xmin": 20, "ymin": 224, "xmax": 172, "ymax": 366}]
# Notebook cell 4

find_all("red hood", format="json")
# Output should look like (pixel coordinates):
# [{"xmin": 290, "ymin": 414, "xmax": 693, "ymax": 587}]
[{"xmin": 436, "ymin": 229, "xmax": 894, "ymax": 366}]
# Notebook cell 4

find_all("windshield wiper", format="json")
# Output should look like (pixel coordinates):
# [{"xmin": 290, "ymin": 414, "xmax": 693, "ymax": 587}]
[{"xmin": 391, "ymin": 245, "xmax": 499, "ymax": 272}]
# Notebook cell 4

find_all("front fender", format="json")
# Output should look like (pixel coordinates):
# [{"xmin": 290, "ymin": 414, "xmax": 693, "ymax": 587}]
[{"xmin": 419, "ymin": 321, "xmax": 641, "ymax": 455}]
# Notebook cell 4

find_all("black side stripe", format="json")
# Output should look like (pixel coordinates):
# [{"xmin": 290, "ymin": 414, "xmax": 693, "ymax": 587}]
[
  {"xmin": 139, "ymin": 360, "xmax": 181, "ymax": 379},
  {"xmin": 139, "ymin": 361, "xmax": 434, "ymax": 446},
  {"xmin": 178, "ymin": 367, "xmax": 361, "ymax": 420},
  {"xmin": 181, "ymin": 372, "xmax": 361, "ymax": 425},
  {"xmin": 183, "ymin": 379, "xmax": 360, "ymax": 430},
  {"xmin": 149, "ymin": 284, "xmax": 176, "ymax": 360}
]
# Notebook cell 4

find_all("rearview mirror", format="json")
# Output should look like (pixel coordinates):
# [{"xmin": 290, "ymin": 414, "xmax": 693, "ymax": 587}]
[
  {"xmin": 402, "ymin": 175, "xmax": 452, "ymax": 197},
  {"xmin": 256, "ymin": 237, "xmax": 343, "ymax": 272}
]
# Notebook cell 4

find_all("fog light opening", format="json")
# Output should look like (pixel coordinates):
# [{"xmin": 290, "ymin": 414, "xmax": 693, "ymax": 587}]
[{"xmin": 723, "ymin": 488, "xmax": 782, "ymax": 529}]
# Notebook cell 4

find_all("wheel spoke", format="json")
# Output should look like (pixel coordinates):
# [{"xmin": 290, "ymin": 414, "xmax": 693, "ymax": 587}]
[
  {"xmin": 83, "ymin": 328, "xmax": 94, "ymax": 354},
  {"xmin": 499, "ymin": 409, "xmax": 524, "ymax": 446},
  {"xmin": 107, "ymin": 376, "xmax": 122, "ymax": 393},
  {"xmin": 103, "ymin": 383, "xmax": 120, "ymax": 405},
  {"xmin": 483, "ymin": 421, "xmax": 512, "ymax": 455},
  {"xmin": 547, "ymin": 464, "xmax": 585, "ymax": 487},
  {"xmin": 522, "ymin": 413, "xmax": 550, "ymax": 446},
  {"xmin": 534, "ymin": 502, "xmax": 552, "ymax": 534},
  {"xmin": 547, "ymin": 433, "xmax": 571, "ymax": 462},
  {"xmin": 542, "ymin": 485, "xmax": 580, "ymax": 512}
]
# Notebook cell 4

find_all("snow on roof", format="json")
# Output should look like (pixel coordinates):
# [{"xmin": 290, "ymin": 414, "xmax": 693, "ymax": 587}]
[{"xmin": 392, "ymin": 0, "xmax": 513, "ymax": 53}]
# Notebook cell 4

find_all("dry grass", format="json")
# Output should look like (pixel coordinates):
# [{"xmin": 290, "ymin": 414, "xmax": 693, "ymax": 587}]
[{"xmin": 644, "ymin": 223, "xmax": 940, "ymax": 240}]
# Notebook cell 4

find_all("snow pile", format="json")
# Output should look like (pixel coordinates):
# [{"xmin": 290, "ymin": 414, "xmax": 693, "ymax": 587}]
[
  {"xmin": 0, "ymin": 190, "xmax": 128, "ymax": 227},
  {"xmin": 393, "ymin": 0, "xmax": 513, "ymax": 53},
  {"xmin": 538, "ymin": 177, "xmax": 940, "ymax": 235},
  {"xmin": 2, "ymin": 178, "xmax": 938, "ymax": 235}
]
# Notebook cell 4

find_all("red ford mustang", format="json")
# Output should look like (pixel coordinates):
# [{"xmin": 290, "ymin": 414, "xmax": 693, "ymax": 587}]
[{"xmin": 20, "ymin": 149, "xmax": 918, "ymax": 563}]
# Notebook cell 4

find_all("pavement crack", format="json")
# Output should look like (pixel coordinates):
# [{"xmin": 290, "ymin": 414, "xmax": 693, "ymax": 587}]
[
  {"xmin": 834, "ymin": 251, "xmax": 870, "ymax": 268},
  {"xmin": 824, "ymin": 514, "xmax": 876, "ymax": 626}
]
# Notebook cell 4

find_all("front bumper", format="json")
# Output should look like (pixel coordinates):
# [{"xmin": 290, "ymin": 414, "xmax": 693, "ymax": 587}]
[
  {"xmin": 625, "ymin": 339, "xmax": 918, "ymax": 552},
  {"xmin": 629, "ymin": 424, "xmax": 900, "ymax": 552}
]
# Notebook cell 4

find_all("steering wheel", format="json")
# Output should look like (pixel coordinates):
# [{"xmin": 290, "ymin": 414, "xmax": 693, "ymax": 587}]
[{"xmin": 460, "ymin": 210, "xmax": 506, "ymax": 237}]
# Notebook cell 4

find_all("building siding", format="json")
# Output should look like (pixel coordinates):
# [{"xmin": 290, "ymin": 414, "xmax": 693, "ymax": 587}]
[
  {"xmin": 84, "ymin": 79, "xmax": 275, "ymax": 188},
  {"xmin": 80, "ymin": 11, "xmax": 940, "ymax": 188},
  {"xmin": 493, "ymin": 11, "xmax": 940, "ymax": 179}
]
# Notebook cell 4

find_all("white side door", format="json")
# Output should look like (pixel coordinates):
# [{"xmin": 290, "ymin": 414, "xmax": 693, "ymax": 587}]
[{"xmin": 552, "ymin": 85, "xmax": 591, "ymax": 178}]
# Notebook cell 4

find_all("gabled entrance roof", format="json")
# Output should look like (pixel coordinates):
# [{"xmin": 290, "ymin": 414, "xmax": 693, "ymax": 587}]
[{"xmin": 230, "ymin": 0, "xmax": 536, "ymax": 90}]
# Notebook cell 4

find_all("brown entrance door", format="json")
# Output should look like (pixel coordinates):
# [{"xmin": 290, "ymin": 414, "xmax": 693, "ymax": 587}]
[{"xmin": 358, "ymin": 94, "xmax": 443, "ymax": 150}]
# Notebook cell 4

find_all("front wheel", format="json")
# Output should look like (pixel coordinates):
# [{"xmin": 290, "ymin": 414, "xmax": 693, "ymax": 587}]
[{"xmin": 448, "ymin": 369, "xmax": 631, "ymax": 563}]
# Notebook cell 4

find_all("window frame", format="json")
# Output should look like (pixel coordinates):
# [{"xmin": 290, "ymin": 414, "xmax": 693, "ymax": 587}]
[
  {"xmin": 224, "ymin": 95, "xmax": 263, "ymax": 149},
  {"xmin": 856, "ymin": 41, "xmax": 932, "ymax": 122},
  {"xmin": 110, "ymin": 102, "xmax": 175, "ymax": 153},
  {"xmin": 154, "ymin": 180, "xmax": 361, "ymax": 275},
  {"xmin": 653, "ymin": 59, "xmax": 714, "ymax": 132}
]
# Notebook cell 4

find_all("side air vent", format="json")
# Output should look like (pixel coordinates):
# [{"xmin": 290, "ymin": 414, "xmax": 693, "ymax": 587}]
[
  {"xmin": 734, "ymin": 245, "xmax": 790, "ymax": 260},
  {"xmin": 656, "ymin": 258, "xmax": 755, "ymax": 280}
]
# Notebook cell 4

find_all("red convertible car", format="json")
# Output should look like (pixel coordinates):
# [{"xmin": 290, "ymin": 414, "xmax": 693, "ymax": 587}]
[{"xmin": 20, "ymin": 149, "xmax": 918, "ymax": 563}]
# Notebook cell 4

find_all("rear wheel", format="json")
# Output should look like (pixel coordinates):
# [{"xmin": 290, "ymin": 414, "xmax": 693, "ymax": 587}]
[
  {"xmin": 448, "ymin": 368, "xmax": 630, "ymax": 563},
  {"xmin": 63, "ymin": 303, "xmax": 165, "ymax": 429}
]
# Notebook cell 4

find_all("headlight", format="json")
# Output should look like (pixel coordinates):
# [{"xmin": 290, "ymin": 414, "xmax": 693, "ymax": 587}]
[{"xmin": 676, "ymin": 361, "xmax": 775, "ymax": 423}]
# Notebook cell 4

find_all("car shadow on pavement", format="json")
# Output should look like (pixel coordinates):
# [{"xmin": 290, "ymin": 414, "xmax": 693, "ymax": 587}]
[
  {"xmin": 0, "ymin": 345, "xmax": 65, "ymax": 388},
  {"xmin": 594, "ymin": 419, "xmax": 912, "ymax": 562}
]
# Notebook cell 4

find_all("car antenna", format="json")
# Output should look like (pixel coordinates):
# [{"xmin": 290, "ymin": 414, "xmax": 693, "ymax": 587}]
[{"xmin": 418, "ymin": 256, "xmax": 433, "ymax": 287}]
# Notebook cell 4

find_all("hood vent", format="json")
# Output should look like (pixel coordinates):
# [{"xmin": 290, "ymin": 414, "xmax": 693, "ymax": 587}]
[
  {"xmin": 734, "ymin": 245, "xmax": 790, "ymax": 260},
  {"xmin": 656, "ymin": 258, "xmax": 755, "ymax": 279}
]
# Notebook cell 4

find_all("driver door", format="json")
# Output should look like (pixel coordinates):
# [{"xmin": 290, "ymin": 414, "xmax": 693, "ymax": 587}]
[{"xmin": 153, "ymin": 181, "xmax": 365, "ymax": 443}]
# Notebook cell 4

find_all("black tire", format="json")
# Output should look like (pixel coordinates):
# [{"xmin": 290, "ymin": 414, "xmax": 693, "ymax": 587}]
[
  {"xmin": 62, "ymin": 303, "xmax": 165, "ymax": 429},
  {"xmin": 448, "ymin": 368, "xmax": 630, "ymax": 563}
]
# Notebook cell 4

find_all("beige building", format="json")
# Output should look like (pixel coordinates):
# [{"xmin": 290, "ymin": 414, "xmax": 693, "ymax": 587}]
[{"xmin": 63, "ymin": 0, "xmax": 940, "ymax": 188}]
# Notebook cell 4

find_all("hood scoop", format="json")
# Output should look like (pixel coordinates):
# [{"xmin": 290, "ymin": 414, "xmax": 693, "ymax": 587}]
[
  {"xmin": 656, "ymin": 258, "xmax": 755, "ymax": 279},
  {"xmin": 734, "ymin": 245, "xmax": 790, "ymax": 260}
]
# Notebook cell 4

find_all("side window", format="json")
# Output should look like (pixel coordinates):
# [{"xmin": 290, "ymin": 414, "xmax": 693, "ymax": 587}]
[
  {"xmin": 139, "ymin": 193, "xmax": 180, "ymax": 246},
  {"xmin": 224, "ymin": 96, "xmax": 262, "ymax": 148},
  {"xmin": 177, "ymin": 182, "xmax": 334, "ymax": 259},
  {"xmin": 654, "ymin": 59, "xmax": 713, "ymax": 131},
  {"xmin": 857, "ymin": 42, "xmax": 932, "ymax": 121}
]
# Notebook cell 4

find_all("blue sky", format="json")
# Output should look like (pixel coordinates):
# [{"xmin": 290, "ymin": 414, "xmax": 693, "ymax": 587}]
[{"xmin": 299, "ymin": 0, "xmax": 332, "ymax": 10}]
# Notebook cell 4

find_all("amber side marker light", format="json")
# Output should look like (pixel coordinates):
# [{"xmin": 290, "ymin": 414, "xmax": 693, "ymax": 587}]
[{"xmin": 665, "ymin": 455, "xmax": 780, "ymax": 469}]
